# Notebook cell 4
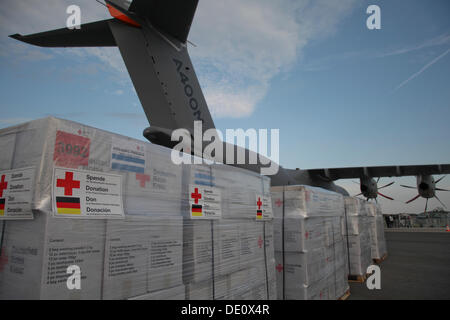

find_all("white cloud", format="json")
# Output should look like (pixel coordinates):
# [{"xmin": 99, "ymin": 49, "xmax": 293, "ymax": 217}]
[
  {"xmin": 0, "ymin": 1, "xmax": 125, "ymax": 69},
  {"xmin": 1, "ymin": 0, "xmax": 358, "ymax": 119},
  {"xmin": 190, "ymin": 0, "xmax": 358, "ymax": 117}
]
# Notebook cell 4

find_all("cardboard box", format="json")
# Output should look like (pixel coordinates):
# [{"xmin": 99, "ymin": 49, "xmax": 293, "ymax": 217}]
[
  {"xmin": 0, "ymin": 211, "xmax": 105, "ymax": 300},
  {"xmin": 346, "ymin": 233, "xmax": 372, "ymax": 276},
  {"xmin": 275, "ymin": 249, "xmax": 329, "ymax": 286},
  {"xmin": 271, "ymin": 185, "xmax": 345, "ymax": 218},
  {"xmin": 182, "ymin": 220, "xmax": 219, "ymax": 284},
  {"xmin": 0, "ymin": 117, "xmax": 276, "ymax": 300},
  {"xmin": 102, "ymin": 215, "xmax": 183, "ymax": 300},
  {"xmin": 0, "ymin": 117, "xmax": 184, "ymax": 216},
  {"xmin": 184, "ymin": 277, "xmax": 228, "ymax": 300},
  {"xmin": 128, "ymin": 285, "xmax": 186, "ymax": 300},
  {"xmin": 272, "ymin": 185, "xmax": 348, "ymax": 300},
  {"xmin": 278, "ymin": 274, "xmax": 329, "ymax": 300}
]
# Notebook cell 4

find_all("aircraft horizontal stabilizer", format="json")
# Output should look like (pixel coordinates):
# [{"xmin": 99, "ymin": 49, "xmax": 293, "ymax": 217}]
[
  {"xmin": 9, "ymin": 19, "xmax": 117, "ymax": 47},
  {"xmin": 126, "ymin": 0, "xmax": 199, "ymax": 43}
]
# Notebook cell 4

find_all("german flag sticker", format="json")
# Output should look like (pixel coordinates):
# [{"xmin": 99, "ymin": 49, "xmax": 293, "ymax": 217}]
[
  {"xmin": 257, "ymin": 210, "xmax": 262, "ymax": 219},
  {"xmin": 0, "ymin": 198, "xmax": 4, "ymax": 216},
  {"xmin": 192, "ymin": 204, "xmax": 203, "ymax": 217},
  {"xmin": 56, "ymin": 196, "xmax": 81, "ymax": 215}
]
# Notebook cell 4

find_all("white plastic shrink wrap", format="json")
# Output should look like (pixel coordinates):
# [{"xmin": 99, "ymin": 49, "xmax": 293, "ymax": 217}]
[
  {"xmin": 365, "ymin": 202, "xmax": 387, "ymax": 260},
  {"xmin": 0, "ymin": 117, "xmax": 275, "ymax": 300},
  {"xmin": 271, "ymin": 185, "xmax": 349, "ymax": 300},
  {"xmin": 182, "ymin": 163, "xmax": 276, "ymax": 300}
]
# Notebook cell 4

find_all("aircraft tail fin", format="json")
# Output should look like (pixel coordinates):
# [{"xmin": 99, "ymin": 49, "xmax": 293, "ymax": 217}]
[
  {"xmin": 104, "ymin": 0, "xmax": 199, "ymax": 44},
  {"xmin": 10, "ymin": 0, "xmax": 214, "ymax": 145},
  {"xmin": 9, "ymin": 19, "xmax": 117, "ymax": 47}
]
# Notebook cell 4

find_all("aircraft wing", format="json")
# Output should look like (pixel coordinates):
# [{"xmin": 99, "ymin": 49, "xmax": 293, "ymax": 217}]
[{"xmin": 306, "ymin": 164, "xmax": 450, "ymax": 181}]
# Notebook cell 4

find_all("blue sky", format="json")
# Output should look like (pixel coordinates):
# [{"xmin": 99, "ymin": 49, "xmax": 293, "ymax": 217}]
[{"xmin": 0, "ymin": 0, "xmax": 449, "ymax": 213}]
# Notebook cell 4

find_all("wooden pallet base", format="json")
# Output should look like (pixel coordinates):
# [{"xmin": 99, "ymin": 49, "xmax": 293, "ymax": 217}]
[
  {"xmin": 337, "ymin": 289, "xmax": 351, "ymax": 300},
  {"xmin": 348, "ymin": 273, "xmax": 367, "ymax": 283},
  {"xmin": 373, "ymin": 253, "xmax": 388, "ymax": 265}
]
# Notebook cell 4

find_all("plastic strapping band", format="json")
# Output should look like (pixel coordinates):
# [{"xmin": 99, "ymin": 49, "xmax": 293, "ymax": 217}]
[
  {"xmin": 261, "ymin": 176, "xmax": 269, "ymax": 299},
  {"xmin": 263, "ymin": 220, "xmax": 269, "ymax": 299},
  {"xmin": 332, "ymin": 221, "xmax": 337, "ymax": 299},
  {"xmin": 1, "ymin": 133, "xmax": 21, "ymax": 262},
  {"xmin": 282, "ymin": 186, "xmax": 286, "ymax": 300},
  {"xmin": 210, "ymin": 220, "xmax": 215, "ymax": 300},
  {"xmin": 0, "ymin": 132, "xmax": 22, "ymax": 261},
  {"xmin": 209, "ymin": 165, "xmax": 216, "ymax": 300},
  {"xmin": 99, "ymin": 220, "xmax": 107, "ymax": 299}
]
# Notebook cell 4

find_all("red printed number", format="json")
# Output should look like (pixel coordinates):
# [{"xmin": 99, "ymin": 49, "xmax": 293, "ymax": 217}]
[{"xmin": 54, "ymin": 131, "xmax": 90, "ymax": 167}]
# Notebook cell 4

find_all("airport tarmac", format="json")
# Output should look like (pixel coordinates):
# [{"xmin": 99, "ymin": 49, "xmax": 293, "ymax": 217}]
[{"xmin": 348, "ymin": 232, "xmax": 450, "ymax": 300}]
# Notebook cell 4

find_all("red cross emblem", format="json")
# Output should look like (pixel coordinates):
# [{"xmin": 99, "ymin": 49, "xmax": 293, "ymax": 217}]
[
  {"xmin": 0, "ymin": 175, "xmax": 8, "ymax": 198},
  {"xmin": 275, "ymin": 199, "xmax": 282, "ymax": 207},
  {"xmin": 136, "ymin": 173, "xmax": 150, "ymax": 187},
  {"xmin": 56, "ymin": 171, "xmax": 80, "ymax": 196},
  {"xmin": 276, "ymin": 264, "xmax": 283, "ymax": 273},
  {"xmin": 257, "ymin": 197, "xmax": 262, "ymax": 210},
  {"xmin": 258, "ymin": 236, "xmax": 263, "ymax": 248},
  {"xmin": 191, "ymin": 188, "xmax": 202, "ymax": 204}
]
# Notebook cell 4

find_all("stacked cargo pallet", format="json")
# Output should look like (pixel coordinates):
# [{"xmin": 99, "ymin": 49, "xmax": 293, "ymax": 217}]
[
  {"xmin": 366, "ymin": 202, "xmax": 388, "ymax": 264},
  {"xmin": 343, "ymin": 197, "xmax": 372, "ymax": 282},
  {"xmin": 0, "ymin": 117, "xmax": 275, "ymax": 300},
  {"xmin": 271, "ymin": 185, "xmax": 349, "ymax": 300},
  {"xmin": 182, "ymin": 163, "xmax": 276, "ymax": 300}
]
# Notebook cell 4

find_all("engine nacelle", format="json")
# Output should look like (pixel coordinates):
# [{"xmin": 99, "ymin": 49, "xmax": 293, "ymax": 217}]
[
  {"xmin": 360, "ymin": 176, "xmax": 378, "ymax": 199},
  {"xmin": 416, "ymin": 175, "xmax": 436, "ymax": 199}
]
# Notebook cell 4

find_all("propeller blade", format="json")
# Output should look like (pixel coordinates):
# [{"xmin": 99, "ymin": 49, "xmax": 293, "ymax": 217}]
[
  {"xmin": 435, "ymin": 188, "xmax": 450, "ymax": 192},
  {"xmin": 435, "ymin": 176, "xmax": 446, "ymax": 184},
  {"xmin": 400, "ymin": 185, "xmax": 416, "ymax": 189},
  {"xmin": 377, "ymin": 192, "xmax": 394, "ymax": 200},
  {"xmin": 354, "ymin": 193, "xmax": 363, "ymax": 197},
  {"xmin": 434, "ymin": 194, "xmax": 447, "ymax": 208},
  {"xmin": 406, "ymin": 194, "xmax": 420, "ymax": 204},
  {"xmin": 379, "ymin": 181, "xmax": 395, "ymax": 189},
  {"xmin": 375, "ymin": 198, "xmax": 378, "ymax": 204},
  {"xmin": 424, "ymin": 198, "xmax": 428, "ymax": 213},
  {"xmin": 377, "ymin": 177, "xmax": 380, "ymax": 183}
]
